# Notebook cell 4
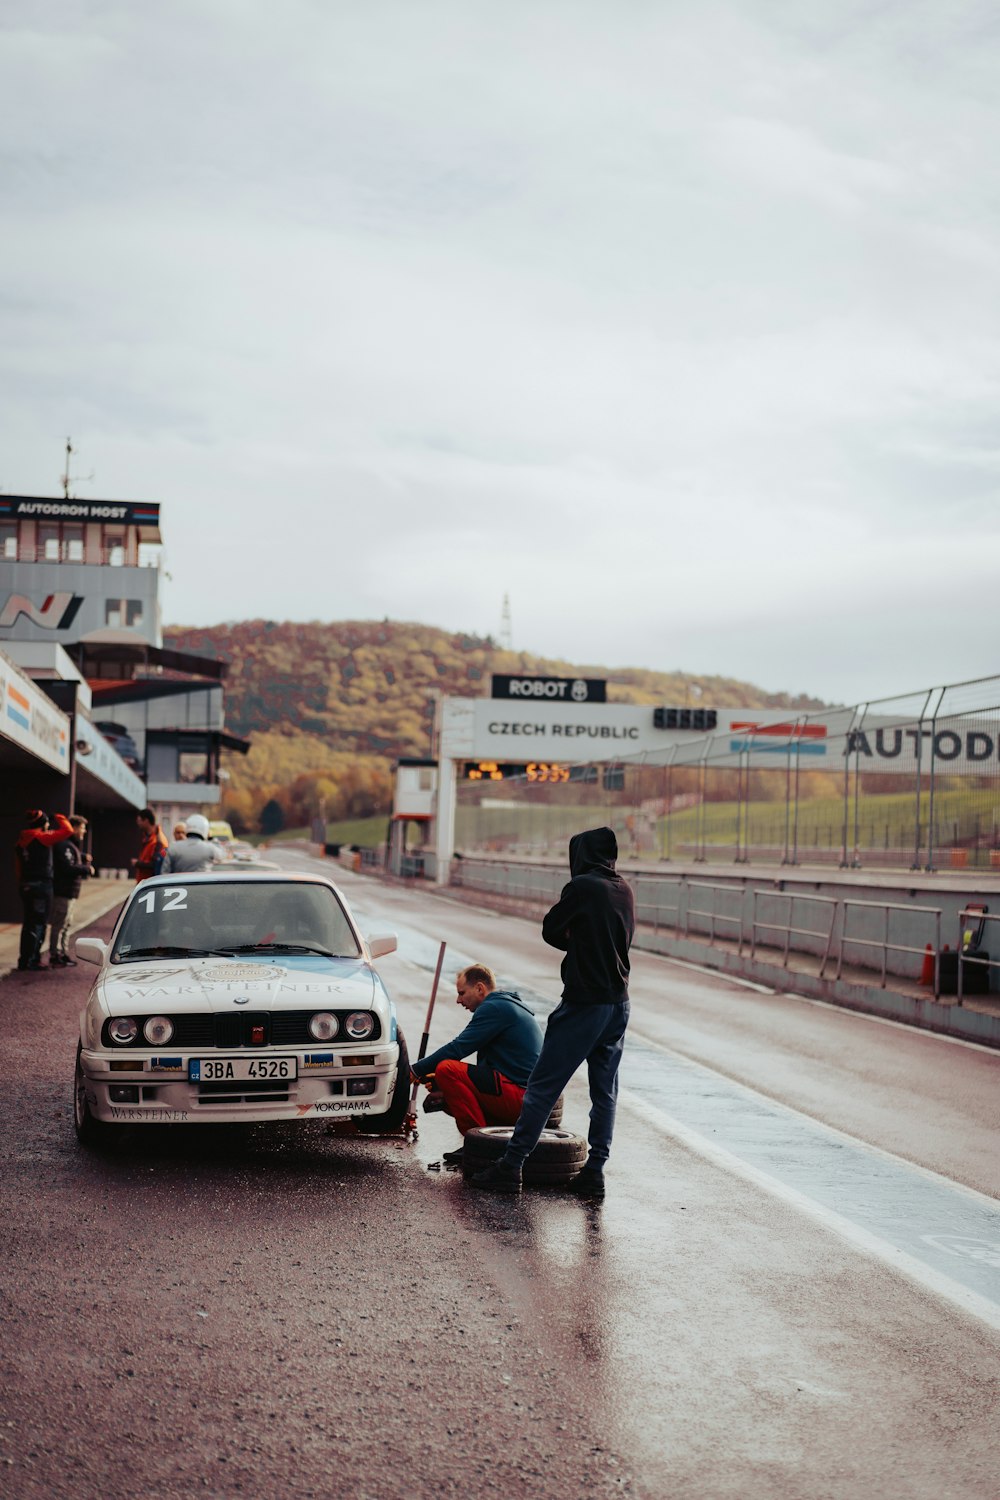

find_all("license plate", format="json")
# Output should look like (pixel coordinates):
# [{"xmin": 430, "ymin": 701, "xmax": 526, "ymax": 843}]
[{"xmin": 189, "ymin": 1057, "xmax": 298, "ymax": 1082}]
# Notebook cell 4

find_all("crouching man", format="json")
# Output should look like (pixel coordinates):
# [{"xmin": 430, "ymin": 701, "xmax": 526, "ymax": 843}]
[{"xmin": 409, "ymin": 965, "xmax": 542, "ymax": 1165}]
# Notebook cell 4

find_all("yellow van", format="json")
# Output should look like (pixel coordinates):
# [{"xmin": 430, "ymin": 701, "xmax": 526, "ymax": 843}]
[{"xmin": 208, "ymin": 820, "xmax": 235, "ymax": 846}]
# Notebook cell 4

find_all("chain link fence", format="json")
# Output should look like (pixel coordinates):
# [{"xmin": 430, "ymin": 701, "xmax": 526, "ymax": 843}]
[{"xmin": 454, "ymin": 674, "xmax": 1000, "ymax": 872}]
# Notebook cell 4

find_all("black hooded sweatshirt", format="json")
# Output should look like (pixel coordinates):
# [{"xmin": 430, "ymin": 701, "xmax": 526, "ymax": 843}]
[{"xmin": 541, "ymin": 827, "xmax": 635, "ymax": 1004}]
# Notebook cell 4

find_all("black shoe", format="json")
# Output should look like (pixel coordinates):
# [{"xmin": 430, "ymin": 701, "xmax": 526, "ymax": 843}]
[
  {"xmin": 57, "ymin": 955, "xmax": 76, "ymax": 966},
  {"xmin": 441, "ymin": 1146, "xmax": 465, "ymax": 1166},
  {"xmin": 568, "ymin": 1167, "xmax": 606, "ymax": 1199},
  {"xmin": 469, "ymin": 1160, "xmax": 522, "ymax": 1194}
]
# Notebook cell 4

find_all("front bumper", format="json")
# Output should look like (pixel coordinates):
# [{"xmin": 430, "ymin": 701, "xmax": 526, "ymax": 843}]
[{"xmin": 78, "ymin": 1044, "xmax": 400, "ymax": 1125}]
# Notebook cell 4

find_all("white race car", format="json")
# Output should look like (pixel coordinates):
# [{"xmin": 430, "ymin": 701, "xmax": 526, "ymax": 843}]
[{"xmin": 73, "ymin": 871, "xmax": 407, "ymax": 1145}]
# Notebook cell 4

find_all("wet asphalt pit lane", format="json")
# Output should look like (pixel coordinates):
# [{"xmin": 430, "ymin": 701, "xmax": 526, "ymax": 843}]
[{"xmin": 620, "ymin": 1037, "xmax": 1000, "ymax": 1324}]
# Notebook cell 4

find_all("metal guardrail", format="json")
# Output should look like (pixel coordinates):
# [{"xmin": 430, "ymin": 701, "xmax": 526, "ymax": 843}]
[
  {"xmin": 632, "ymin": 878, "xmax": 682, "ymax": 936},
  {"xmin": 836, "ymin": 899, "xmax": 942, "ymax": 993},
  {"xmin": 451, "ymin": 860, "xmax": 952, "ymax": 995},
  {"xmin": 684, "ymin": 882, "xmax": 745, "ymax": 947},
  {"xmin": 750, "ymin": 889, "xmax": 838, "ymax": 969},
  {"xmin": 454, "ymin": 860, "xmax": 562, "ymax": 906}
]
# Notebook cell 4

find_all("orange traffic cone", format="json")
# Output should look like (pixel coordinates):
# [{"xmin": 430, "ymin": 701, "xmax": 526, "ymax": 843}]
[{"xmin": 919, "ymin": 944, "xmax": 935, "ymax": 986}]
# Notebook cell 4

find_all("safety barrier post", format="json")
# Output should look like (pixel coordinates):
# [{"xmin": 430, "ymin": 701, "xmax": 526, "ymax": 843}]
[
  {"xmin": 695, "ymin": 746, "xmax": 709, "ymax": 863},
  {"xmin": 925, "ymin": 686, "xmax": 945, "ymax": 871},
  {"xmin": 781, "ymin": 724, "xmax": 796, "ymax": 865},
  {"xmin": 852, "ymin": 703, "xmax": 868, "ymax": 867},
  {"xmin": 840, "ymin": 710, "xmax": 852, "ymax": 867}
]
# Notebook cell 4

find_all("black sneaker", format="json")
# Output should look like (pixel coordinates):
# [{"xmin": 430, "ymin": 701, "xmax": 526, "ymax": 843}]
[
  {"xmin": 441, "ymin": 1146, "xmax": 465, "ymax": 1166},
  {"xmin": 58, "ymin": 955, "xmax": 77, "ymax": 966},
  {"xmin": 469, "ymin": 1160, "xmax": 522, "ymax": 1194},
  {"xmin": 568, "ymin": 1167, "xmax": 606, "ymax": 1199}
]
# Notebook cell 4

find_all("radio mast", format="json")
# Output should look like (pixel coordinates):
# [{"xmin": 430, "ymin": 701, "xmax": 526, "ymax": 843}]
[
  {"xmin": 60, "ymin": 437, "xmax": 94, "ymax": 500},
  {"xmin": 500, "ymin": 593, "xmax": 512, "ymax": 652}
]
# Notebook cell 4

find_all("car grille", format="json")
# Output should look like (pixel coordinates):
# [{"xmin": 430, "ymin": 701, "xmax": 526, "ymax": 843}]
[
  {"xmin": 194, "ymin": 1078, "xmax": 292, "ymax": 1105},
  {"xmin": 160, "ymin": 1011, "xmax": 381, "ymax": 1048}
]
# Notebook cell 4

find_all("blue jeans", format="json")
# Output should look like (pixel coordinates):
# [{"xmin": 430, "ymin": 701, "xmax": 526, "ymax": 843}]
[{"xmin": 501, "ymin": 1000, "xmax": 630, "ymax": 1171}]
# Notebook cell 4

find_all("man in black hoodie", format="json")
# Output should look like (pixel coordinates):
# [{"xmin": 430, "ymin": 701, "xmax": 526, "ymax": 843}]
[{"xmin": 470, "ymin": 826, "xmax": 635, "ymax": 1197}]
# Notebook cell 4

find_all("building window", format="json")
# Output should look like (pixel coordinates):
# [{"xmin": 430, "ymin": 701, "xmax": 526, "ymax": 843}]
[
  {"xmin": 40, "ymin": 525, "xmax": 61, "ymax": 560},
  {"xmin": 0, "ymin": 524, "xmax": 16, "ymax": 560},
  {"xmin": 418, "ymin": 769, "xmax": 433, "ymax": 790},
  {"xmin": 105, "ymin": 599, "xmax": 143, "ymax": 628},
  {"xmin": 106, "ymin": 536, "xmax": 125, "ymax": 566},
  {"xmin": 179, "ymin": 749, "xmax": 210, "ymax": 784},
  {"xmin": 64, "ymin": 526, "xmax": 84, "ymax": 561}
]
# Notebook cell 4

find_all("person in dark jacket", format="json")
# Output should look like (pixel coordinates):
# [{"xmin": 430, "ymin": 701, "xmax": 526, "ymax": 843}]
[
  {"xmin": 470, "ymin": 827, "xmax": 636, "ymax": 1197},
  {"xmin": 15, "ymin": 809, "xmax": 74, "ymax": 971},
  {"xmin": 49, "ymin": 815, "xmax": 94, "ymax": 966},
  {"xmin": 409, "ymin": 964, "xmax": 543, "ymax": 1163}
]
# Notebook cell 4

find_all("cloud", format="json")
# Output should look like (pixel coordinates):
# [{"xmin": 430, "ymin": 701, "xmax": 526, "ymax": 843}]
[{"xmin": 1, "ymin": 1, "xmax": 999, "ymax": 704}]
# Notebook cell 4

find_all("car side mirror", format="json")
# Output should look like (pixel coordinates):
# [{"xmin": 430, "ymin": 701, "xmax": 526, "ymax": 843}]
[
  {"xmin": 368, "ymin": 933, "xmax": 397, "ymax": 959},
  {"xmin": 75, "ymin": 937, "xmax": 109, "ymax": 965}
]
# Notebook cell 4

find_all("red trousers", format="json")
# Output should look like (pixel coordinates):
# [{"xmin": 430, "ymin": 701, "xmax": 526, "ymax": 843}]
[{"xmin": 434, "ymin": 1059, "xmax": 527, "ymax": 1135}]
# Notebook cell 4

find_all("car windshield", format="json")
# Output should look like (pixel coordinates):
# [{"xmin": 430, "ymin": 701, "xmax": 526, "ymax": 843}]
[{"xmin": 111, "ymin": 880, "xmax": 361, "ymax": 963}]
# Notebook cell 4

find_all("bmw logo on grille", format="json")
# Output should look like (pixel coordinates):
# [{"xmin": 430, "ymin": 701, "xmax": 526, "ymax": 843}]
[{"xmin": 233, "ymin": 995, "xmax": 250, "ymax": 1005}]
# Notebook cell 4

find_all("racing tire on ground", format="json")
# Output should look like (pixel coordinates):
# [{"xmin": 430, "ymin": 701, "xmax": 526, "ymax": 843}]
[
  {"xmin": 73, "ymin": 1043, "xmax": 113, "ymax": 1149},
  {"xmin": 545, "ymin": 1094, "xmax": 564, "ymax": 1128},
  {"xmin": 354, "ymin": 1028, "xmax": 410, "ymax": 1133},
  {"xmin": 461, "ymin": 1126, "xmax": 586, "ymax": 1185}
]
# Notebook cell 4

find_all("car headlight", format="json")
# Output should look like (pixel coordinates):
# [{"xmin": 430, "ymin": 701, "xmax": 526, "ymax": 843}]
[
  {"xmin": 108, "ymin": 1017, "xmax": 139, "ymax": 1045},
  {"xmin": 345, "ymin": 1011, "xmax": 375, "ymax": 1040},
  {"xmin": 143, "ymin": 1015, "xmax": 174, "ymax": 1045},
  {"xmin": 308, "ymin": 1012, "xmax": 339, "ymax": 1041}
]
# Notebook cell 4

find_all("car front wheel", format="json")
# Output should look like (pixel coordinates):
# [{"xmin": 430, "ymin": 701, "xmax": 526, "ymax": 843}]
[
  {"xmin": 354, "ymin": 1029, "xmax": 410, "ymax": 1133},
  {"xmin": 73, "ymin": 1043, "xmax": 112, "ymax": 1149}
]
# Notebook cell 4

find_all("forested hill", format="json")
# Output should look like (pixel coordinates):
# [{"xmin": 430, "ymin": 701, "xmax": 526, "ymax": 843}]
[
  {"xmin": 162, "ymin": 619, "xmax": 825, "ymax": 831},
  {"xmin": 165, "ymin": 619, "xmax": 822, "ymax": 755}
]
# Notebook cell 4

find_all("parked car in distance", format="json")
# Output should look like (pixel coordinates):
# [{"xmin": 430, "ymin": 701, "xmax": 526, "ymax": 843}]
[{"xmin": 73, "ymin": 871, "xmax": 407, "ymax": 1145}]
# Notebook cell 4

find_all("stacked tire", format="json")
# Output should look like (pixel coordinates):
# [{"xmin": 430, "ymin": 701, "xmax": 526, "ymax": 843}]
[
  {"xmin": 461, "ymin": 1126, "xmax": 586, "ymax": 1186},
  {"xmin": 545, "ymin": 1094, "xmax": 564, "ymax": 1128}
]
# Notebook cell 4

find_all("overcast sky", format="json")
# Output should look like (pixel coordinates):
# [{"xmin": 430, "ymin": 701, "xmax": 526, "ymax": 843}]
[{"xmin": 2, "ymin": 1, "xmax": 999, "ymax": 705}]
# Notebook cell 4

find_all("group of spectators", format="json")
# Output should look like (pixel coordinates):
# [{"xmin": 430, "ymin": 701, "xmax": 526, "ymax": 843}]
[
  {"xmin": 14, "ymin": 811, "xmax": 94, "ymax": 971},
  {"xmin": 13, "ymin": 805, "xmax": 224, "ymax": 972}
]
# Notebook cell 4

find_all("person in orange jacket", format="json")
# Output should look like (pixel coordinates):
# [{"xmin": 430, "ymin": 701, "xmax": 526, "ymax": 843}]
[
  {"xmin": 15, "ymin": 809, "xmax": 74, "ymax": 970},
  {"xmin": 132, "ymin": 807, "xmax": 168, "ymax": 883}
]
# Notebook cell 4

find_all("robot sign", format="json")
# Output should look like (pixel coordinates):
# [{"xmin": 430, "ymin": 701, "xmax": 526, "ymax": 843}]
[{"xmin": 491, "ymin": 675, "xmax": 606, "ymax": 703}]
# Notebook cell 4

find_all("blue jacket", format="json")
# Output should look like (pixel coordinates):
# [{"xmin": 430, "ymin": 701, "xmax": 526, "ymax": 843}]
[{"xmin": 411, "ymin": 991, "xmax": 543, "ymax": 1088}]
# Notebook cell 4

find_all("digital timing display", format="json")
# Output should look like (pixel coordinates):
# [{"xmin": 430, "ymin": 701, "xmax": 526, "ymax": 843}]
[{"xmin": 463, "ymin": 761, "xmax": 571, "ymax": 783}]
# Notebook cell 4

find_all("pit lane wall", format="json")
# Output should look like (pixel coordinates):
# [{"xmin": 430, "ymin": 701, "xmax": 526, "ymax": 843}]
[{"xmin": 448, "ymin": 856, "xmax": 1000, "ymax": 1049}]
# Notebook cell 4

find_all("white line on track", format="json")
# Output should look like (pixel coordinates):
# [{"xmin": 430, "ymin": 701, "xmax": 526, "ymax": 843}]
[{"xmin": 623, "ymin": 1089, "xmax": 1000, "ymax": 1334}]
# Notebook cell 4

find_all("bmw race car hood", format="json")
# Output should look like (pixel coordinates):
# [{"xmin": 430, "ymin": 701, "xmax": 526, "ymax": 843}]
[{"xmin": 97, "ymin": 954, "xmax": 377, "ymax": 1015}]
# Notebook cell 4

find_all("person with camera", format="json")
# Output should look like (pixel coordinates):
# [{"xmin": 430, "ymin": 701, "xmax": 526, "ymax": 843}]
[
  {"xmin": 409, "ymin": 964, "xmax": 543, "ymax": 1165},
  {"xmin": 14, "ymin": 809, "xmax": 74, "ymax": 971},
  {"xmin": 49, "ymin": 815, "xmax": 95, "ymax": 966}
]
